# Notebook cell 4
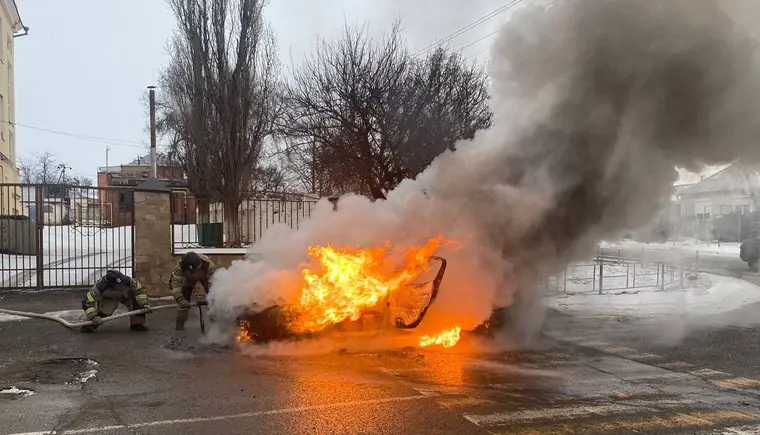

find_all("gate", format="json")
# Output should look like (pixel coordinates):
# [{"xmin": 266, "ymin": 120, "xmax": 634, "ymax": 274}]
[{"xmin": 0, "ymin": 183, "xmax": 135, "ymax": 290}]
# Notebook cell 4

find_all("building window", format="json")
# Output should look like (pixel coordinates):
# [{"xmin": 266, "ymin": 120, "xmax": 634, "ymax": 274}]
[
  {"xmin": 118, "ymin": 191, "xmax": 134, "ymax": 212},
  {"xmin": 42, "ymin": 204, "xmax": 53, "ymax": 214}
]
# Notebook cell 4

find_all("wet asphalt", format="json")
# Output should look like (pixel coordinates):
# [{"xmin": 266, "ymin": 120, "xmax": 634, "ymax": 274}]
[{"xmin": 1, "ymin": 293, "xmax": 760, "ymax": 435}]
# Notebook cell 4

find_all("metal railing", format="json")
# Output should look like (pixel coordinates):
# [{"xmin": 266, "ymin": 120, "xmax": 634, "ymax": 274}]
[
  {"xmin": 0, "ymin": 183, "xmax": 134, "ymax": 290},
  {"xmin": 170, "ymin": 192, "xmax": 319, "ymax": 252},
  {"xmin": 546, "ymin": 249, "xmax": 700, "ymax": 295}
]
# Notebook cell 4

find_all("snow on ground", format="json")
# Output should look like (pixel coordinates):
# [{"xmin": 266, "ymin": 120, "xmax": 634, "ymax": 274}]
[
  {"xmin": 600, "ymin": 239, "xmax": 740, "ymax": 257},
  {"xmin": 1, "ymin": 225, "xmax": 134, "ymax": 288},
  {"xmin": 548, "ymin": 273, "xmax": 760, "ymax": 320},
  {"xmin": 0, "ymin": 386, "xmax": 35, "ymax": 397}
]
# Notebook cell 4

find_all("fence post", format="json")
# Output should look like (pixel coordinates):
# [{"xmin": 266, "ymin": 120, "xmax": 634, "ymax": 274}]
[
  {"xmin": 680, "ymin": 255, "xmax": 685, "ymax": 288},
  {"xmin": 563, "ymin": 268, "xmax": 567, "ymax": 293},
  {"xmin": 695, "ymin": 251, "xmax": 700, "ymax": 275},
  {"xmin": 598, "ymin": 255, "xmax": 604, "ymax": 295},
  {"xmin": 133, "ymin": 180, "xmax": 174, "ymax": 296},
  {"xmin": 660, "ymin": 262, "xmax": 666, "ymax": 291},
  {"xmin": 34, "ymin": 185, "xmax": 44, "ymax": 291}
]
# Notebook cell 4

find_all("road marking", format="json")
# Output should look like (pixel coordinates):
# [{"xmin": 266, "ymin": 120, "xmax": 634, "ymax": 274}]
[
  {"xmin": 657, "ymin": 361, "xmax": 695, "ymax": 370},
  {"xmin": 691, "ymin": 368, "xmax": 735, "ymax": 379},
  {"xmin": 7, "ymin": 394, "xmax": 434, "ymax": 435},
  {"xmin": 702, "ymin": 423, "xmax": 760, "ymax": 434},
  {"xmin": 713, "ymin": 377, "xmax": 760, "ymax": 389},
  {"xmin": 463, "ymin": 399, "xmax": 694, "ymax": 426}
]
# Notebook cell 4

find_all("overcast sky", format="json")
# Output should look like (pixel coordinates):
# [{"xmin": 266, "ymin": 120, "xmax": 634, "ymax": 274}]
[{"xmin": 14, "ymin": 0, "xmax": 511, "ymax": 183}]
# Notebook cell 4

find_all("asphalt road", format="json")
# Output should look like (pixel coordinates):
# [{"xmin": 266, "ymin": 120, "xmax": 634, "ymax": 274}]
[{"xmin": 2, "ymin": 293, "xmax": 760, "ymax": 435}]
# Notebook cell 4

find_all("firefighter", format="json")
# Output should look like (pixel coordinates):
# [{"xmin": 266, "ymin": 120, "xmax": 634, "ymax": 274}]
[
  {"xmin": 81, "ymin": 270, "xmax": 151, "ymax": 333},
  {"xmin": 171, "ymin": 251, "xmax": 217, "ymax": 330}
]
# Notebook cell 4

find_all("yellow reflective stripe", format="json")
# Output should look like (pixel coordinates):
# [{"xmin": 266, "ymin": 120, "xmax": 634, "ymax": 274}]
[
  {"xmin": 85, "ymin": 308, "xmax": 97, "ymax": 314},
  {"xmin": 86, "ymin": 292, "xmax": 95, "ymax": 303},
  {"xmin": 135, "ymin": 294, "xmax": 148, "ymax": 301}
]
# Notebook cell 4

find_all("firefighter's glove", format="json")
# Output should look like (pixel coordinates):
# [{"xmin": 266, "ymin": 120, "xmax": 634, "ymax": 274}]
[
  {"xmin": 140, "ymin": 303, "xmax": 151, "ymax": 312},
  {"xmin": 177, "ymin": 299, "xmax": 192, "ymax": 310},
  {"xmin": 90, "ymin": 316, "xmax": 103, "ymax": 326}
]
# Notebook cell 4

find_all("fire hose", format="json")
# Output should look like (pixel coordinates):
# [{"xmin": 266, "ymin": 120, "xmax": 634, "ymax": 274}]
[{"xmin": 0, "ymin": 301, "xmax": 209, "ymax": 331}]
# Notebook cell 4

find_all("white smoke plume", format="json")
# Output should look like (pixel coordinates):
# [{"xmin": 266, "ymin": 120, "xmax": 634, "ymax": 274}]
[{"xmin": 209, "ymin": 0, "xmax": 760, "ymax": 343}]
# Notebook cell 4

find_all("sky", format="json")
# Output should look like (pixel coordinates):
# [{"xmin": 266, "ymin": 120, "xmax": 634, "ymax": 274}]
[
  {"xmin": 14, "ymin": 0, "xmax": 510, "ymax": 183},
  {"xmin": 14, "ymin": 0, "xmax": 708, "ymax": 186}
]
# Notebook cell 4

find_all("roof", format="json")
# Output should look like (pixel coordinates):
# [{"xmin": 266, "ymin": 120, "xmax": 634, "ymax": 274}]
[
  {"xmin": 126, "ymin": 154, "xmax": 180, "ymax": 167},
  {"xmin": 679, "ymin": 164, "xmax": 760, "ymax": 197},
  {"xmin": 5, "ymin": 0, "xmax": 27, "ymax": 36}
]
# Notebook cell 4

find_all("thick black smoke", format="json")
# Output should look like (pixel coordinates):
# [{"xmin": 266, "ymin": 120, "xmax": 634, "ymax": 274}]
[{"xmin": 210, "ymin": 0, "xmax": 760, "ymax": 343}]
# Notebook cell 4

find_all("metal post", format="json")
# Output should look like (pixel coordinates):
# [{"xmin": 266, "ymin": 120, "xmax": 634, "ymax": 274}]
[
  {"xmin": 598, "ymin": 255, "xmax": 604, "ymax": 295},
  {"xmin": 34, "ymin": 185, "xmax": 44, "ymax": 290},
  {"xmin": 633, "ymin": 262, "xmax": 637, "ymax": 288},
  {"xmin": 563, "ymin": 268, "xmax": 567, "ymax": 293},
  {"xmin": 660, "ymin": 262, "xmax": 666, "ymax": 291},
  {"xmin": 148, "ymin": 86, "xmax": 157, "ymax": 179}
]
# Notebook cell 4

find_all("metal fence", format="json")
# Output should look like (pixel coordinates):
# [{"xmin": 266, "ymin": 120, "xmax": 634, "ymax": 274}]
[
  {"xmin": 546, "ymin": 249, "xmax": 700, "ymax": 295},
  {"xmin": 0, "ymin": 183, "xmax": 134, "ymax": 290},
  {"xmin": 171, "ymin": 192, "xmax": 319, "ymax": 252}
]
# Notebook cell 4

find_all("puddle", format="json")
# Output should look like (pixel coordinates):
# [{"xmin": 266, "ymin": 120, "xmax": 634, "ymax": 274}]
[{"xmin": 24, "ymin": 358, "xmax": 99, "ymax": 385}]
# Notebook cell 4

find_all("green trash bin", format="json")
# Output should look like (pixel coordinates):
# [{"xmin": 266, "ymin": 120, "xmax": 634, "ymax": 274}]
[{"xmin": 197, "ymin": 223, "xmax": 224, "ymax": 247}]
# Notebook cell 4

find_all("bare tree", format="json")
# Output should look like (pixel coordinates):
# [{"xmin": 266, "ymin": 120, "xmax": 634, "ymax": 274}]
[
  {"xmin": 281, "ymin": 24, "xmax": 492, "ymax": 200},
  {"xmin": 159, "ymin": 0, "xmax": 282, "ymax": 246},
  {"xmin": 18, "ymin": 152, "xmax": 65, "ymax": 184}
]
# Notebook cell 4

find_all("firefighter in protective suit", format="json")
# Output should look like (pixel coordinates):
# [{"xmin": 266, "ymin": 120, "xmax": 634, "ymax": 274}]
[
  {"xmin": 171, "ymin": 251, "xmax": 217, "ymax": 330},
  {"xmin": 81, "ymin": 270, "xmax": 151, "ymax": 333}
]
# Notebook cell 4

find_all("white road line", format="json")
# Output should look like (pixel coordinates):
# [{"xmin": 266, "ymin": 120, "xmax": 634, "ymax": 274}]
[
  {"xmin": 7, "ymin": 394, "xmax": 433, "ymax": 435},
  {"xmin": 691, "ymin": 368, "xmax": 734, "ymax": 379},
  {"xmin": 463, "ymin": 399, "xmax": 694, "ymax": 426}
]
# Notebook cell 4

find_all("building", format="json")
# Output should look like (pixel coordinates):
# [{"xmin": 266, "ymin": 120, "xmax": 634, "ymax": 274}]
[
  {"xmin": 675, "ymin": 164, "xmax": 760, "ymax": 240},
  {"xmin": 677, "ymin": 164, "xmax": 758, "ymax": 219},
  {"xmin": 97, "ymin": 154, "xmax": 196, "ymax": 226},
  {"xmin": 0, "ymin": 0, "xmax": 27, "ymax": 215}
]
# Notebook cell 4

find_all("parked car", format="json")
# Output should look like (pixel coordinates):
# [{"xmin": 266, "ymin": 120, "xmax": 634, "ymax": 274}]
[{"xmin": 740, "ymin": 238, "xmax": 760, "ymax": 272}]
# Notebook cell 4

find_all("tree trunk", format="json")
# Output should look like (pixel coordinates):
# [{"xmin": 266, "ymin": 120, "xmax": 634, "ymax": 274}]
[
  {"xmin": 197, "ymin": 200, "xmax": 211, "ymax": 224},
  {"xmin": 223, "ymin": 200, "xmax": 243, "ymax": 247}
]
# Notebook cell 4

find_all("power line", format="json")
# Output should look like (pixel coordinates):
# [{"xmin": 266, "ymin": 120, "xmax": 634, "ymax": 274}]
[
  {"xmin": 458, "ymin": 31, "xmax": 498, "ymax": 52},
  {"xmin": 414, "ymin": 0, "xmax": 525, "ymax": 57},
  {"xmin": 464, "ymin": 0, "xmax": 559, "ymax": 61},
  {"xmin": 5, "ymin": 121, "xmax": 145, "ymax": 148}
]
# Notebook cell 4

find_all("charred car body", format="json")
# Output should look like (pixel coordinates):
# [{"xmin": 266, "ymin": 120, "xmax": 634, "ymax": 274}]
[{"xmin": 235, "ymin": 256, "xmax": 447, "ymax": 343}]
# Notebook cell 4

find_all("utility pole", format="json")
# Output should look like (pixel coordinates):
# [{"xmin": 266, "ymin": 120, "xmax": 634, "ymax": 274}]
[
  {"xmin": 57, "ymin": 164, "xmax": 71, "ymax": 184},
  {"xmin": 148, "ymin": 85, "xmax": 157, "ymax": 179}
]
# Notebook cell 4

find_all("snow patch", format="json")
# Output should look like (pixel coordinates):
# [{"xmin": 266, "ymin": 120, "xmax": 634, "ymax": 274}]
[
  {"xmin": 600, "ymin": 239, "xmax": 741, "ymax": 257},
  {"xmin": 549, "ymin": 273, "xmax": 760, "ymax": 320},
  {"xmin": 0, "ymin": 310, "xmax": 85, "ymax": 323},
  {"xmin": 0, "ymin": 386, "xmax": 35, "ymax": 397},
  {"xmin": 74, "ymin": 370, "xmax": 98, "ymax": 383}
]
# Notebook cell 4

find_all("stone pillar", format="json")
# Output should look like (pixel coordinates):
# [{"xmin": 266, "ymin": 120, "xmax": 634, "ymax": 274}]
[{"xmin": 133, "ymin": 179, "xmax": 174, "ymax": 296}]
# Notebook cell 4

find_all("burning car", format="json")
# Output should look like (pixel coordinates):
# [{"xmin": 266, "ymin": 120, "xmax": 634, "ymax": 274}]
[{"xmin": 233, "ymin": 238, "xmax": 459, "ymax": 347}]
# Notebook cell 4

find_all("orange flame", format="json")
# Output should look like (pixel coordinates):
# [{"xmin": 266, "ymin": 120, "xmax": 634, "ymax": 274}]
[
  {"xmin": 292, "ymin": 238, "xmax": 444, "ymax": 333},
  {"xmin": 236, "ymin": 321, "xmax": 251, "ymax": 343},
  {"xmin": 419, "ymin": 326, "xmax": 462, "ymax": 348}
]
